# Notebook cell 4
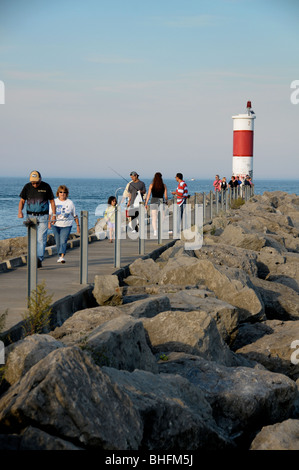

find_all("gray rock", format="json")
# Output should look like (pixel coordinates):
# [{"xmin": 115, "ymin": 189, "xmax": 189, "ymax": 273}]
[
  {"xmin": 158, "ymin": 352, "xmax": 297, "ymax": 443},
  {"xmin": 4, "ymin": 334, "xmax": 64, "ymax": 386},
  {"xmin": 129, "ymin": 257, "xmax": 161, "ymax": 281},
  {"xmin": 194, "ymin": 243, "xmax": 259, "ymax": 277},
  {"xmin": 217, "ymin": 223, "xmax": 286, "ymax": 253},
  {"xmin": 103, "ymin": 367, "xmax": 233, "ymax": 450},
  {"xmin": 0, "ymin": 346, "xmax": 143, "ymax": 450},
  {"xmin": 142, "ymin": 310, "xmax": 236, "ymax": 366},
  {"xmin": 120, "ymin": 295, "xmax": 172, "ymax": 318},
  {"xmin": 93, "ymin": 274, "xmax": 123, "ymax": 305},
  {"xmin": 157, "ymin": 256, "xmax": 264, "ymax": 321},
  {"xmin": 19, "ymin": 426, "xmax": 84, "ymax": 450},
  {"xmin": 165, "ymin": 289, "xmax": 239, "ymax": 345},
  {"xmin": 51, "ymin": 305, "xmax": 126, "ymax": 344},
  {"xmin": 250, "ymin": 277, "xmax": 299, "ymax": 320},
  {"xmin": 236, "ymin": 320, "xmax": 299, "ymax": 380},
  {"xmin": 250, "ymin": 419, "xmax": 299, "ymax": 450},
  {"xmin": 82, "ymin": 316, "xmax": 158, "ymax": 372}
]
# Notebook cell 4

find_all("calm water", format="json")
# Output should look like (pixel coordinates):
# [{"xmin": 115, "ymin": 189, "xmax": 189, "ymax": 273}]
[{"xmin": 0, "ymin": 177, "xmax": 298, "ymax": 240}]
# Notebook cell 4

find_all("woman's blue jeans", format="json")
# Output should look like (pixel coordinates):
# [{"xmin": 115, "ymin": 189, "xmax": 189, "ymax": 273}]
[{"xmin": 52, "ymin": 225, "xmax": 72, "ymax": 256}]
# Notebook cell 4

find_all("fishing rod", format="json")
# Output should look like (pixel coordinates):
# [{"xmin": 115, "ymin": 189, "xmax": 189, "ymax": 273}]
[{"xmin": 108, "ymin": 166, "xmax": 129, "ymax": 183}]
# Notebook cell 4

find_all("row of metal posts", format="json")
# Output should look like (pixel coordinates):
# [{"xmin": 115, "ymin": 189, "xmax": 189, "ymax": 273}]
[
  {"xmin": 202, "ymin": 184, "xmax": 254, "ymax": 223},
  {"xmin": 27, "ymin": 211, "xmax": 89, "ymax": 302},
  {"xmin": 26, "ymin": 185, "xmax": 254, "ymax": 301}
]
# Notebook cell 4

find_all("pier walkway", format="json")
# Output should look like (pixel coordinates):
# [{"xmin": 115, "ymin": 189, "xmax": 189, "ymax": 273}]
[{"xmin": 0, "ymin": 233, "xmax": 174, "ymax": 334}]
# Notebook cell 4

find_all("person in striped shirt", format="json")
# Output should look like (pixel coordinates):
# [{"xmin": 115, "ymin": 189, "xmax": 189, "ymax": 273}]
[{"xmin": 172, "ymin": 173, "xmax": 189, "ymax": 218}]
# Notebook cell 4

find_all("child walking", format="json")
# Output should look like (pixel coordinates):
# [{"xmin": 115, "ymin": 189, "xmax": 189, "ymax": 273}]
[{"xmin": 104, "ymin": 196, "xmax": 117, "ymax": 242}]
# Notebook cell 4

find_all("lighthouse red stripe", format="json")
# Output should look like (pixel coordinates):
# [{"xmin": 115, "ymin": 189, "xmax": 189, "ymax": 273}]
[{"xmin": 233, "ymin": 130, "xmax": 253, "ymax": 156}]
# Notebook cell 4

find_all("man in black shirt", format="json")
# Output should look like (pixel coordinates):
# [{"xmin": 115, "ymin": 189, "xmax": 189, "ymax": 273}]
[{"xmin": 18, "ymin": 170, "xmax": 56, "ymax": 267}]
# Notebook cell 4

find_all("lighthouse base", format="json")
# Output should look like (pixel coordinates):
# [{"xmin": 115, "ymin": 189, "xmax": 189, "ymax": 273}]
[{"xmin": 232, "ymin": 157, "xmax": 253, "ymax": 180}]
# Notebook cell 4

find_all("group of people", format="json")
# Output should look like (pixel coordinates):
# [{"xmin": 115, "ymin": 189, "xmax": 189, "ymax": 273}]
[
  {"xmin": 213, "ymin": 174, "xmax": 253, "ymax": 195},
  {"xmin": 104, "ymin": 171, "xmax": 189, "ymax": 241},
  {"xmin": 18, "ymin": 171, "xmax": 80, "ymax": 267},
  {"xmin": 19, "ymin": 168, "xmax": 255, "ymax": 265},
  {"xmin": 18, "ymin": 169, "xmax": 190, "ymax": 264}
]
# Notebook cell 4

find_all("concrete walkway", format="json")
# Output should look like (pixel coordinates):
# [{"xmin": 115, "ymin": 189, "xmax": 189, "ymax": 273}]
[{"xmin": 0, "ymin": 234, "xmax": 174, "ymax": 333}]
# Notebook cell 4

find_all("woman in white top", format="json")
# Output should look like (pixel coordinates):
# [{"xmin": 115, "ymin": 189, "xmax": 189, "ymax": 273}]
[{"xmin": 48, "ymin": 185, "xmax": 80, "ymax": 263}]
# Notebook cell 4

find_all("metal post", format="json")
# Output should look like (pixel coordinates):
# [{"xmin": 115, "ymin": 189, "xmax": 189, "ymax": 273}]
[
  {"xmin": 203, "ymin": 192, "xmax": 206, "ymax": 223},
  {"xmin": 158, "ymin": 201, "xmax": 162, "ymax": 244},
  {"xmin": 27, "ymin": 218, "xmax": 37, "ymax": 303},
  {"xmin": 194, "ymin": 193, "xmax": 199, "ymax": 227},
  {"xmin": 80, "ymin": 211, "xmax": 88, "ymax": 284},
  {"xmin": 114, "ymin": 204, "xmax": 121, "ymax": 267},
  {"xmin": 138, "ymin": 202, "xmax": 145, "ymax": 255},
  {"xmin": 173, "ymin": 196, "xmax": 179, "ymax": 238},
  {"xmin": 210, "ymin": 191, "xmax": 213, "ymax": 220},
  {"xmin": 194, "ymin": 196, "xmax": 203, "ymax": 229}
]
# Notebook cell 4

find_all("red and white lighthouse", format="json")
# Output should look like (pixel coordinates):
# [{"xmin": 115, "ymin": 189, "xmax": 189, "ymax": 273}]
[{"xmin": 232, "ymin": 101, "xmax": 256, "ymax": 180}]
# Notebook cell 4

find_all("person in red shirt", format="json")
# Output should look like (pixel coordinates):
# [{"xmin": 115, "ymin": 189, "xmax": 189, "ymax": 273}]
[
  {"xmin": 213, "ymin": 174, "xmax": 222, "ymax": 202},
  {"xmin": 172, "ymin": 173, "xmax": 189, "ymax": 218}
]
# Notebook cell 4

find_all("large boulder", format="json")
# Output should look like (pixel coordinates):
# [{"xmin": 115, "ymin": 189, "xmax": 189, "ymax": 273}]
[
  {"xmin": 0, "ymin": 425, "xmax": 83, "ymax": 450},
  {"xmin": 250, "ymin": 419, "xmax": 299, "ymax": 450},
  {"xmin": 103, "ymin": 367, "xmax": 233, "ymax": 450},
  {"xmin": 142, "ymin": 310, "xmax": 240, "ymax": 367},
  {"xmin": 128, "ymin": 257, "xmax": 161, "ymax": 282},
  {"xmin": 194, "ymin": 243, "xmax": 259, "ymax": 277},
  {"xmin": 120, "ymin": 295, "xmax": 172, "ymax": 319},
  {"xmin": 51, "ymin": 305, "xmax": 126, "ymax": 344},
  {"xmin": 216, "ymin": 223, "xmax": 287, "ymax": 253},
  {"xmin": 0, "ymin": 347, "xmax": 143, "ymax": 450},
  {"xmin": 158, "ymin": 352, "xmax": 297, "ymax": 445},
  {"xmin": 250, "ymin": 277, "xmax": 299, "ymax": 320},
  {"xmin": 80, "ymin": 316, "xmax": 158, "ymax": 372},
  {"xmin": 157, "ymin": 256, "xmax": 264, "ymax": 321},
  {"xmin": 235, "ymin": 320, "xmax": 299, "ymax": 380},
  {"xmin": 4, "ymin": 334, "xmax": 64, "ymax": 386},
  {"xmin": 165, "ymin": 289, "xmax": 240, "ymax": 345},
  {"xmin": 93, "ymin": 274, "xmax": 123, "ymax": 306}
]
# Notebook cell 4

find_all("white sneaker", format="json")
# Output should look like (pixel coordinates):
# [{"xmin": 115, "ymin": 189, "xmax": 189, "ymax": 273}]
[
  {"xmin": 153, "ymin": 230, "xmax": 157, "ymax": 236},
  {"xmin": 58, "ymin": 257, "xmax": 65, "ymax": 263}
]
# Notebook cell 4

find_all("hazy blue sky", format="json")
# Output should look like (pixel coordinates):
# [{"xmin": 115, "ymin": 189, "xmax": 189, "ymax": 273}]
[{"xmin": 0, "ymin": 0, "xmax": 298, "ymax": 179}]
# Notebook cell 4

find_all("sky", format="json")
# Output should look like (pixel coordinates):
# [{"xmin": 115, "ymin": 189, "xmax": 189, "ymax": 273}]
[{"xmin": 0, "ymin": 0, "xmax": 298, "ymax": 180}]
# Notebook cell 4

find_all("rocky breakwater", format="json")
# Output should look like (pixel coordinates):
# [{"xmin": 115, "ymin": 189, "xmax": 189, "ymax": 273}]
[{"xmin": 0, "ymin": 190, "xmax": 299, "ymax": 451}]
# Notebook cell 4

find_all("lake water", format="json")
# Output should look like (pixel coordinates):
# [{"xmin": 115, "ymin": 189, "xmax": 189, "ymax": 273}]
[{"xmin": 0, "ymin": 177, "xmax": 298, "ymax": 240}]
